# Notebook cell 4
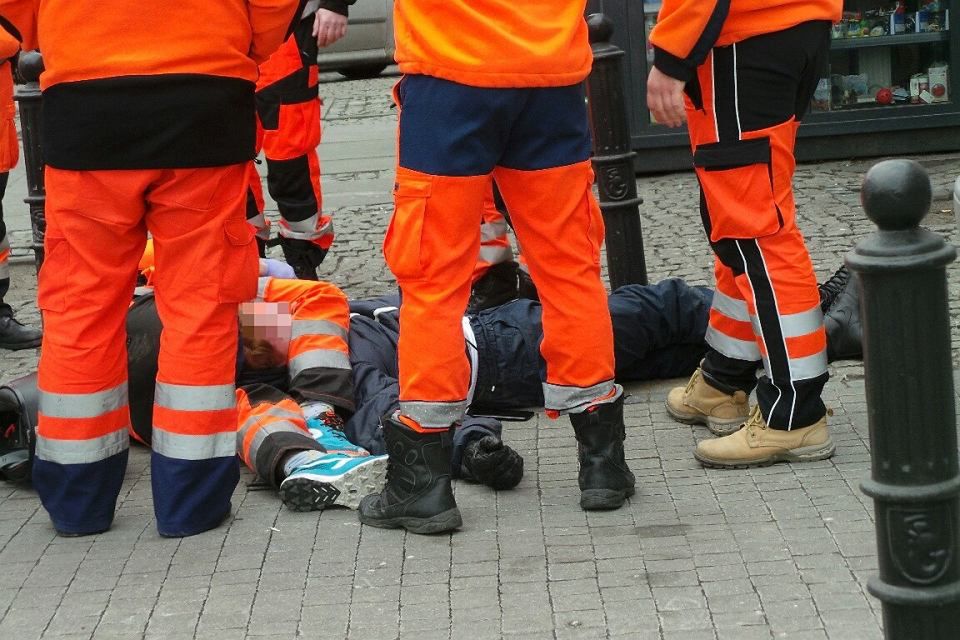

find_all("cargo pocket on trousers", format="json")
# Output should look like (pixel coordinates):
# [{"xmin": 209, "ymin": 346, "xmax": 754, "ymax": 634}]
[
  {"xmin": 383, "ymin": 176, "xmax": 432, "ymax": 281},
  {"xmin": 693, "ymin": 137, "xmax": 781, "ymax": 242},
  {"xmin": 37, "ymin": 236, "xmax": 69, "ymax": 313},
  {"xmin": 219, "ymin": 218, "xmax": 259, "ymax": 303}
]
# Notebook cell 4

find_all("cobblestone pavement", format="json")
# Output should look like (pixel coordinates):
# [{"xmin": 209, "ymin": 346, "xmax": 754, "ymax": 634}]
[{"xmin": 1, "ymin": 69, "xmax": 960, "ymax": 640}]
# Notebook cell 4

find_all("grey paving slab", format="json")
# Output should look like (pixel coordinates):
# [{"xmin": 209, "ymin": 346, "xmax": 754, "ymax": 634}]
[{"xmin": 3, "ymin": 70, "xmax": 960, "ymax": 640}]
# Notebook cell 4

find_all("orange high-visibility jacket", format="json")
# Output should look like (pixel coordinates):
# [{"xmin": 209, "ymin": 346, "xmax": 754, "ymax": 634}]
[
  {"xmin": 0, "ymin": 24, "xmax": 18, "ymax": 173},
  {"xmin": 393, "ymin": 0, "xmax": 592, "ymax": 88},
  {"xmin": 0, "ymin": 0, "xmax": 304, "ymax": 169},
  {"xmin": 650, "ymin": 0, "xmax": 841, "ymax": 81}
]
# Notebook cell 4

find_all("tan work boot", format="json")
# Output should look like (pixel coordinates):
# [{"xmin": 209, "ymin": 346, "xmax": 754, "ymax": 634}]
[
  {"xmin": 694, "ymin": 406, "xmax": 835, "ymax": 469},
  {"xmin": 666, "ymin": 368, "xmax": 749, "ymax": 435}
]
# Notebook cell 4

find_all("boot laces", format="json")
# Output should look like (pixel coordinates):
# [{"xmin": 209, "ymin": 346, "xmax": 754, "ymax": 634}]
[
  {"xmin": 744, "ymin": 405, "xmax": 766, "ymax": 434},
  {"xmin": 818, "ymin": 265, "xmax": 850, "ymax": 313},
  {"xmin": 683, "ymin": 369, "xmax": 702, "ymax": 396}
]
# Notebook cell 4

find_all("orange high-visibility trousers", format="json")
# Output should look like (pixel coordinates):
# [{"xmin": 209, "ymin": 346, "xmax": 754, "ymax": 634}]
[
  {"xmin": 252, "ymin": 17, "xmax": 333, "ymax": 254},
  {"xmin": 33, "ymin": 165, "xmax": 258, "ymax": 536},
  {"xmin": 385, "ymin": 76, "xmax": 619, "ymax": 429},
  {"xmin": 686, "ymin": 23, "xmax": 830, "ymax": 430}
]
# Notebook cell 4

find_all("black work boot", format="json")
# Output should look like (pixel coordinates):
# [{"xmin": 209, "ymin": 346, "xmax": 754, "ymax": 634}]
[
  {"xmin": 0, "ymin": 315, "xmax": 42, "ymax": 351},
  {"xmin": 823, "ymin": 268, "xmax": 862, "ymax": 362},
  {"xmin": 358, "ymin": 416, "xmax": 462, "ymax": 534},
  {"xmin": 280, "ymin": 237, "xmax": 326, "ymax": 281},
  {"xmin": 569, "ymin": 395, "xmax": 636, "ymax": 510},
  {"xmin": 466, "ymin": 261, "xmax": 519, "ymax": 314},
  {"xmin": 818, "ymin": 265, "xmax": 850, "ymax": 313}
]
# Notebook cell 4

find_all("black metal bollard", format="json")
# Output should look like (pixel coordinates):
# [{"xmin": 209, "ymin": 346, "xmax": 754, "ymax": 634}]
[
  {"xmin": 585, "ymin": 13, "xmax": 648, "ymax": 289},
  {"xmin": 14, "ymin": 51, "xmax": 45, "ymax": 272},
  {"xmin": 850, "ymin": 159, "xmax": 960, "ymax": 639}
]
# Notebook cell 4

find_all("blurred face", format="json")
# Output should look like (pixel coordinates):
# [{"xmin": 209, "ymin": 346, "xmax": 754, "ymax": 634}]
[{"xmin": 238, "ymin": 301, "xmax": 292, "ymax": 359}]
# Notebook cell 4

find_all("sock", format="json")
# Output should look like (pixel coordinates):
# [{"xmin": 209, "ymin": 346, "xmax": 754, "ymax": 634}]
[
  {"xmin": 282, "ymin": 449, "xmax": 326, "ymax": 477},
  {"xmin": 301, "ymin": 401, "xmax": 335, "ymax": 422}
]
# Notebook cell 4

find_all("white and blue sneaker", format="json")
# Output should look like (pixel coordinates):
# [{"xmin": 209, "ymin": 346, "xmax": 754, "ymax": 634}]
[
  {"xmin": 279, "ymin": 451, "xmax": 388, "ymax": 511},
  {"xmin": 305, "ymin": 416, "xmax": 369, "ymax": 457}
]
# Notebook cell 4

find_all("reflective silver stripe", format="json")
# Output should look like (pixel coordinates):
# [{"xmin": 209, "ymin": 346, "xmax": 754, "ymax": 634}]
[
  {"xmin": 155, "ymin": 382, "xmax": 235, "ymax": 412},
  {"xmin": 257, "ymin": 277, "xmax": 270, "ymax": 300},
  {"xmin": 373, "ymin": 306, "xmax": 398, "ymax": 318},
  {"xmin": 35, "ymin": 429, "xmax": 129, "ymax": 465},
  {"xmin": 400, "ymin": 400, "xmax": 466, "ymax": 429},
  {"xmin": 705, "ymin": 326, "xmax": 761, "ymax": 361},
  {"xmin": 711, "ymin": 289, "xmax": 750, "ymax": 322},
  {"xmin": 775, "ymin": 307, "xmax": 824, "ymax": 339},
  {"xmin": 237, "ymin": 406, "xmax": 304, "ymax": 442},
  {"xmin": 543, "ymin": 380, "xmax": 619, "ymax": 414},
  {"xmin": 247, "ymin": 422, "xmax": 312, "ymax": 462},
  {"xmin": 279, "ymin": 215, "xmax": 334, "ymax": 242},
  {"xmin": 39, "ymin": 384, "xmax": 128, "ymax": 419},
  {"xmin": 480, "ymin": 220, "xmax": 508, "ymax": 242},
  {"xmin": 791, "ymin": 351, "xmax": 828, "ymax": 380},
  {"xmin": 291, "ymin": 320, "xmax": 348, "ymax": 342},
  {"xmin": 153, "ymin": 428, "xmax": 236, "ymax": 461},
  {"xmin": 289, "ymin": 349, "xmax": 351, "ymax": 379},
  {"xmin": 478, "ymin": 245, "xmax": 512, "ymax": 265},
  {"xmin": 248, "ymin": 213, "xmax": 270, "ymax": 240}
]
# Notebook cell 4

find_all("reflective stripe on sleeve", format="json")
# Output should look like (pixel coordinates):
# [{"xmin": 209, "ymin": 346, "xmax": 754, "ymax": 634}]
[
  {"xmin": 291, "ymin": 319, "xmax": 348, "ymax": 341},
  {"xmin": 279, "ymin": 215, "xmax": 334, "ymax": 242},
  {"xmin": 288, "ymin": 350, "xmax": 351, "ymax": 379},
  {"xmin": 155, "ymin": 382, "xmax": 236, "ymax": 412},
  {"xmin": 39, "ymin": 384, "xmax": 129, "ymax": 419}
]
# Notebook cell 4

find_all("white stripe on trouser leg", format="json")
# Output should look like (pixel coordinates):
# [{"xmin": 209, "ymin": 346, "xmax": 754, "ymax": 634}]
[{"xmin": 705, "ymin": 325, "xmax": 761, "ymax": 361}]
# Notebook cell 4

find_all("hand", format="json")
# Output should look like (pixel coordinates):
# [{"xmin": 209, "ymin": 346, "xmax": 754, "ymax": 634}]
[
  {"xmin": 463, "ymin": 436, "xmax": 524, "ymax": 490},
  {"xmin": 314, "ymin": 9, "xmax": 348, "ymax": 48},
  {"xmin": 646, "ymin": 66, "xmax": 687, "ymax": 128},
  {"xmin": 259, "ymin": 258, "xmax": 296, "ymax": 279}
]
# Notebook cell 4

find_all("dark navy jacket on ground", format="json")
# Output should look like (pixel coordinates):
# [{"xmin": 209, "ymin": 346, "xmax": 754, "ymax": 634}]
[{"xmin": 345, "ymin": 279, "xmax": 713, "ymax": 465}]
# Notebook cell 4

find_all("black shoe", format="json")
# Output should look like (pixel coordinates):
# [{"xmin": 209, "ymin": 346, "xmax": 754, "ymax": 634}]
[
  {"xmin": 467, "ymin": 261, "xmax": 519, "ymax": 314},
  {"xmin": 358, "ymin": 416, "xmax": 462, "ymax": 534},
  {"xmin": 280, "ymin": 237, "xmax": 327, "ymax": 281},
  {"xmin": 569, "ymin": 395, "xmax": 636, "ymax": 511},
  {"xmin": 824, "ymin": 268, "xmax": 863, "ymax": 362},
  {"xmin": 0, "ymin": 315, "xmax": 42, "ymax": 351},
  {"xmin": 462, "ymin": 435, "xmax": 523, "ymax": 490},
  {"xmin": 818, "ymin": 265, "xmax": 850, "ymax": 313}
]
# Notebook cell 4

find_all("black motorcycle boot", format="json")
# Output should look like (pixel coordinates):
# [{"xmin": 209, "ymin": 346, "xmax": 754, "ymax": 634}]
[
  {"xmin": 569, "ymin": 395, "xmax": 636, "ymax": 510},
  {"xmin": 0, "ymin": 315, "xmax": 42, "ymax": 351},
  {"xmin": 358, "ymin": 416, "xmax": 462, "ymax": 534},
  {"xmin": 824, "ymin": 268, "xmax": 863, "ymax": 362},
  {"xmin": 466, "ymin": 261, "xmax": 519, "ymax": 314}
]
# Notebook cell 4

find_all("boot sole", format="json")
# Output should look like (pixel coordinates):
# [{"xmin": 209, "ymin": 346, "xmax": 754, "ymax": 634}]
[
  {"xmin": 0, "ymin": 338, "xmax": 42, "ymax": 351},
  {"xmin": 580, "ymin": 485, "xmax": 636, "ymax": 511},
  {"xmin": 358, "ymin": 507, "xmax": 463, "ymax": 535},
  {"xmin": 694, "ymin": 440, "xmax": 837, "ymax": 469},
  {"xmin": 279, "ymin": 456, "xmax": 387, "ymax": 511},
  {"xmin": 665, "ymin": 400, "xmax": 745, "ymax": 436}
]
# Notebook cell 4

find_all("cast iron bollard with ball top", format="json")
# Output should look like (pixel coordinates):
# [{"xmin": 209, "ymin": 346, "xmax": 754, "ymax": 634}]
[
  {"xmin": 850, "ymin": 159, "xmax": 960, "ymax": 638},
  {"xmin": 585, "ymin": 13, "xmax": 647, "ymax": 289},
  {"xmin": 14, "ymin": 50, "xmax": 45, "ymax": 271}
]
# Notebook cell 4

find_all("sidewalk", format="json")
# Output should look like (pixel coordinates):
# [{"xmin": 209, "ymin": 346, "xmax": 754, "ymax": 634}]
[{"xmin": 1, "ymin": 70, "xmax": 960, "ymax": 640}]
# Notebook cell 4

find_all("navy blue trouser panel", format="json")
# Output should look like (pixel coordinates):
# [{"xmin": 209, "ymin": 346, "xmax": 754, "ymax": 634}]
[
  {"xmin": 151, "ymin": 452, "xmax": 239, "ymax": 537},
  {"xmin": 470, "ymin": 280, "xmax": 713, "ymax": 409},
  {"xmin": 32, "ymin": 450, "xmax": 128, "ymax": 535},
  {"xmin": 397, "ymin": 75, "xmax": 591, "ymax": 176},
  {"xmin": 608, "ymin": 280, "xmax": 713, "ymax": 381}
]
